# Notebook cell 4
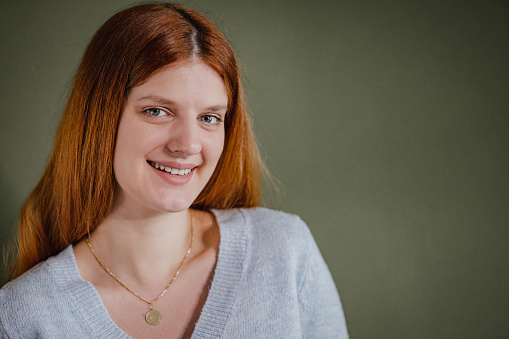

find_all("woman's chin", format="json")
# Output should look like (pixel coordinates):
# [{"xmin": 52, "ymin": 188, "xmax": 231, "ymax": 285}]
[{"xmin": 150, "ymin": 196, "xmax": 196, "ymax": 214}]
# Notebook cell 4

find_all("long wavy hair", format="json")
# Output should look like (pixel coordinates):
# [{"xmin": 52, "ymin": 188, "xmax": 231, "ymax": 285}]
[{"xmin": 8, "ymin": 3, "xmax": 262, "ymax": 281}]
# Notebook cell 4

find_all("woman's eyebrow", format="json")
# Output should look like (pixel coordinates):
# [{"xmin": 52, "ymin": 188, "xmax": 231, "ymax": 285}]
[
  {"xmin": 206, "ymin": 105, "xmax": 228, "ymax": 112},
  {"xmin": 137, "ymin": 95, "xmax": 175, "ymax": 106},
  {"xmin": 137, "ymin": 95, "xmax": 227, "ymax": 112}
]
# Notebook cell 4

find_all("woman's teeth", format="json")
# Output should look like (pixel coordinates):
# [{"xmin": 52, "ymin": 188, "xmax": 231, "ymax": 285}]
[{"xmin": 150, "ymin": 161, "xmax": 192, "ymax": 175}]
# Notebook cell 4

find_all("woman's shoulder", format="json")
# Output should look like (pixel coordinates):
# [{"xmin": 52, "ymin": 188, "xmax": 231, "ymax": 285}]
[
  {"xmin": 212, "ymin": 207, "xmax": 316, "ymax": 261},
  {"xmin": 0, "ymin": 246, "xmax": 83, "ymax": 336},
  {"xmin": 1, "ymin": 246, "xmax": 72, "ymax": 296},
  {"xmin": 214, "ymin": 207, "xmax": 312, "ymax": 238}
]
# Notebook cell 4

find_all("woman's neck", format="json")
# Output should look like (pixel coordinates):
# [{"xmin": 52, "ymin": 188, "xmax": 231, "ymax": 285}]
[{"xmin": 88, "ymin": 207, "xmax": 193, "ymax": 291}]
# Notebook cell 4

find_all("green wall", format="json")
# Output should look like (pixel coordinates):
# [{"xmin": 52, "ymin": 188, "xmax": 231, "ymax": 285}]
[{"xmin": 1, "ymin": 1, "xmax": 508, "ymax": 338}]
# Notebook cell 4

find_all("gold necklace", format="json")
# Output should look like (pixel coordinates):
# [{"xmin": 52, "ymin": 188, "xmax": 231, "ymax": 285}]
[{"xmin": 86, "ymin": 210, "xmax": 194, "ymax": 326}]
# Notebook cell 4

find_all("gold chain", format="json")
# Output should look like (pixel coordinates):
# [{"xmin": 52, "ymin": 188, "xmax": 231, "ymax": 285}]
[{"xmin": 85, "ymin": 209, "xmax": 194, "ymax": 325}]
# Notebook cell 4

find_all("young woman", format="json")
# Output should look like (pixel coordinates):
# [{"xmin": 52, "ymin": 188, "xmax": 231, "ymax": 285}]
[{"xmin": 0, "ymin": 3, "xmax": 348, "ymax": 338}]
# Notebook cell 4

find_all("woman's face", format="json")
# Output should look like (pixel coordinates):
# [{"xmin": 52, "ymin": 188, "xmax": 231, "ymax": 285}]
[{"xmin": 113, "ymin": 60, "xmax": 228, "ymax": 215}]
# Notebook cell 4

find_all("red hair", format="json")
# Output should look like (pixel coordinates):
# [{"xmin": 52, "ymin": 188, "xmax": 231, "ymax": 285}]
[{"xmin": 8, "ymin": 3, "xmax": 262, "ymax": 281}]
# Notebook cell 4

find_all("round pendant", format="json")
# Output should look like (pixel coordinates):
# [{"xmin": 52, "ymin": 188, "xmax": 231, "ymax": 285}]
[{"xmin": 145, "ymin": 309, "xmax": 162, "ymax": 325}]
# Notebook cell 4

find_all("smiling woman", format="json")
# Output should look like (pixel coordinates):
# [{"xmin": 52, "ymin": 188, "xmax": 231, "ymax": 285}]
[
  {"xmin": 0, "ymin": 3, "xmax": 348, "ymax": 338},
  {"xmin": 114, "ymin": 61, "xmax": 228, "ymax": 214}
]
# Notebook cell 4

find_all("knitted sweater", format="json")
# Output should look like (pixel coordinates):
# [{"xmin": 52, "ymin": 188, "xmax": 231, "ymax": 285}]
[{"xmin": 0, "ymin": 208, "xmax": 348, "ymax": 338}]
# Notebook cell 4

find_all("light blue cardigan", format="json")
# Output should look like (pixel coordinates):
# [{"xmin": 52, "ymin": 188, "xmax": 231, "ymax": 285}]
[{"xmin": 0, "ymin": 208, "xmax": 348, "ymax": 338}]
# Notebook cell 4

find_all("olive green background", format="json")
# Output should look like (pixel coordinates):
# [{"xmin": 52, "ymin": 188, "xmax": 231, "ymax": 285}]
[{"xmin": 1, "ymin": 0, "xmax": 508, "ymax": 338}]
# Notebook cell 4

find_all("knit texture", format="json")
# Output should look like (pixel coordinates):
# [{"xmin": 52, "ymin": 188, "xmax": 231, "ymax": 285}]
[{"xmin": 0, "ymin": 208, "xmax": 348, "ymax": 338}]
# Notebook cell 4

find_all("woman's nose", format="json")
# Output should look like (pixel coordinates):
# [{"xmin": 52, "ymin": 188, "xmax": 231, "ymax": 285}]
[{"xmin": 165, "ymin": 117, "xmax": 201, "ymax": 156}]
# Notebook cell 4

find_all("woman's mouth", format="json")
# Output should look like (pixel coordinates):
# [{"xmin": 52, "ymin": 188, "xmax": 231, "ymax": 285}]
[{"xmin": 148, "ymin": 161, "xmax": 193, "ymax": 175}]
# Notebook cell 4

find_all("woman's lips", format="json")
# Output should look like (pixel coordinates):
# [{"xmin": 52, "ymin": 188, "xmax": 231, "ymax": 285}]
[
  {"xmin": 148, "ymin": 161, "xmax": 193, "ymax": 175},
  {"xmin": 147, "ymin": 160, "xmax": 196, "ymax": 185}
]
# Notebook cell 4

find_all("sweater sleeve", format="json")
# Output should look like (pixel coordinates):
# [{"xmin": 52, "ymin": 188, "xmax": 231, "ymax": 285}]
[{"xmin": 297, "ymin": 223, "xmax": 349, "ymax": 339}]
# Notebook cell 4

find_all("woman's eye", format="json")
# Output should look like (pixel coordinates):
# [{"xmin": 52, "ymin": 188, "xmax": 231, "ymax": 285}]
[
  {"xmin": 144, "ymin": 108, "xmax": 168, "ymax": 117},
  {"xmin": 200, "ymin": 115, "xmax": 221, "ymax": 124}
]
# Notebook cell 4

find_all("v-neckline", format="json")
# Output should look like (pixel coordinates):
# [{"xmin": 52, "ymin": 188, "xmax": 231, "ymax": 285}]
[{"xmin": 58, "ymin": 208, "xmax": 248, "ymax": 338}]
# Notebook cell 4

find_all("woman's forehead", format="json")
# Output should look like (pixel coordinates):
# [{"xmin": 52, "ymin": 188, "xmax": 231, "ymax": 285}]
[{"xmin": 127, "ymin": 61, "xmax": 228, "ymax": 110}]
